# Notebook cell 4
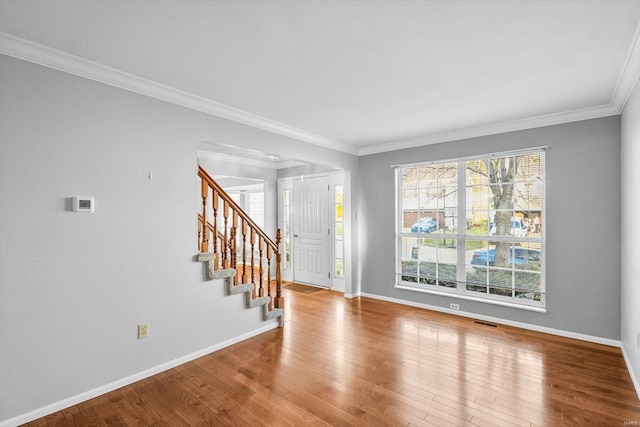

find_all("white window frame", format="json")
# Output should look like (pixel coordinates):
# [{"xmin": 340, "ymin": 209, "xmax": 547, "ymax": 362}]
[{"xmin": 395, "ymin": 148, "xmax": 546, "ymax": 312}]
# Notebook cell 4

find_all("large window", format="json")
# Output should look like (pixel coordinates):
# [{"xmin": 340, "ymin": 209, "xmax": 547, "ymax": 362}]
[{"xmin": 397, "ymin": 149, "xmax": 545, "ymax": 309}]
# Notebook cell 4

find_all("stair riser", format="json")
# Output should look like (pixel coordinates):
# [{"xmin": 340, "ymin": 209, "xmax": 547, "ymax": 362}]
[{"xmin": 197, "ymin": 258, "xmax": 284, "ymax": 327}]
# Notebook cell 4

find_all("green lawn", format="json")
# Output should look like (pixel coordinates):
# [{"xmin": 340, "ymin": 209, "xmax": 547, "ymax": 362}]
[{"xmin": 415, "ymin": 222, "xmax": 488, "ymax": 250}]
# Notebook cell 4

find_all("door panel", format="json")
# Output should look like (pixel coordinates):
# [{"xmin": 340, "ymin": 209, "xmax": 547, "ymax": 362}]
[{"xmin": 293, "ymin": 176, "xmax": 330, "ymax": 287}]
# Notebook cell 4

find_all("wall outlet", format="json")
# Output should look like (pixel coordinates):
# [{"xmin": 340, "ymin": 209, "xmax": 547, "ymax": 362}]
[
  {"xmin": 137, "ymin": 323, "xmax": 149, "ymax": 339},
  {"xmin": 450, "ymin": 303, "xmax": 460, "ymax": 310}
]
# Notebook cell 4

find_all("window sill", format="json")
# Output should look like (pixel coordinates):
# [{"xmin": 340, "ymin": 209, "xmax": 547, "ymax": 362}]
[{"xmin": 394, "ymin": 284, "xmax": 547, "ymax": 313}]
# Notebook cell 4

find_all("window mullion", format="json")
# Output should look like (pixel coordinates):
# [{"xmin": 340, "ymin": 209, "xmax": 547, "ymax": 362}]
[
  {"xmin": 396, "ymin": 168, "xmax": 402, "ymax": 285},
  {"xmin": 456, "ymin": 160, "xmax": 466, "ymax": 290}
]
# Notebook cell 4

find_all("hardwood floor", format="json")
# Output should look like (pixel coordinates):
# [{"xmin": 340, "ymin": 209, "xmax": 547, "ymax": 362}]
[{"xmin": 25, "ymin": 289, "xmax": 639, "ymax": 426}]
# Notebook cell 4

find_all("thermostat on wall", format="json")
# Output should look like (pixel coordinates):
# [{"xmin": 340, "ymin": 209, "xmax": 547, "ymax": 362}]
[{"xmin": 72, "ymin": 196, "xmax": 95, "ymax": 213}]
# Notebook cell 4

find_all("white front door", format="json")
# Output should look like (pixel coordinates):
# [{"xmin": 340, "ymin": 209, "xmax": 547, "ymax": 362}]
[{"xmin": 293, "ymin": 176, "xmax": 330, "ymax": 287}]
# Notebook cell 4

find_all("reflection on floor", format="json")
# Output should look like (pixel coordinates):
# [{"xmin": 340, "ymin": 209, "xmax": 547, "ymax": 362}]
[{"xmin": 24, "ymin": 288, "xmax": 640, "ymax": 426}]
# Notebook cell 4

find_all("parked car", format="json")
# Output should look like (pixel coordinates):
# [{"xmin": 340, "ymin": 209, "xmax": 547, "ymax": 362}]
[
  {"xmin": 488, "ymin": 218, "xmax": 527, "ymax": 237},
  {"xmin": 470, "ymin": 247, "xmax": 541, "ymax": 266},
  {"xmin": 410, "ymin": 217, "xmax": 439, "ymax": 233}
]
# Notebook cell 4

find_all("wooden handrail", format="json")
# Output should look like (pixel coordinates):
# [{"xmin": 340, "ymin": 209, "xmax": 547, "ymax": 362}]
[
  {"xmin": 198, "ymin": 166, "xmax": 283, "ymax": 310},
  {"xmin": 199, "ymin": 166, "xmax": 277, "ymax": 249}
]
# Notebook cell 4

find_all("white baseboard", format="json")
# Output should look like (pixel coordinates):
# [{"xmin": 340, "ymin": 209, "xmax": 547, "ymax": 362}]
[
  {"xmin": 621, "ymin": 344, "xmax": 640, "ymax": 400},
  {"xmin": 343, "ymin": 291, "xmax": 361, "ymax": 299},
  {"xmin": 0, "ymin": 322, "xmax": 279, "ymax": 427},
  {"xmin": 360, "ymin": 292, "xmax": 622, "ymax": 348}
]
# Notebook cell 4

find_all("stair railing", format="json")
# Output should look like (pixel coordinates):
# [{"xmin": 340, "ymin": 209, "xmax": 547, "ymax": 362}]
[{"xmin": 198, "ymin": 166, "xmax": 283, "ymax": 310}]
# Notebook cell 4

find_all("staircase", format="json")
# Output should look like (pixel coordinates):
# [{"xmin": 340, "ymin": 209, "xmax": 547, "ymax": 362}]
[{"xmin": 196, "ymin": 166, "xmax": 284, "ymax": 327}]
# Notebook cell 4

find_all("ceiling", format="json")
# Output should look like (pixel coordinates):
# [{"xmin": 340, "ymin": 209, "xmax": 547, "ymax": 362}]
[{"xmin": 1, "ymin": 0, "xmax": 639, "ymax": 156}]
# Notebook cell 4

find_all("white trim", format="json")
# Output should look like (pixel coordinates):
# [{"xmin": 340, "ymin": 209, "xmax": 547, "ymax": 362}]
[
  {"xmin": 358, "ymin": 104, "xmax": 618, "ymax": 156},
  {"xmin": 621, "ymin": 344, "xmax": 640, "ymax": 400},
  {"xmin": 197, "ymin": 150, "xmax": 306, "ymax": 170},
  {"xmin": 360, "ymin": 22, "xmax": 640, "ymax": 157},
  {"xmin": 0, "ymin": 322, "xmax": 279, "ymax": 427},
  {"xmin": 0, "ymin": 32, "xmax": 359, "ymax": 156},
  {"xmin": 360, "ymin": 292, "xmax": 621, "ymax": 348},
  {"xmin": 3, "ymin": 29, "xmax": 639, "ymax": 159},
  {"xmin": 342, "ymin": 171, "xmax": 354, "ymax": 296},
  {"xmin": 611, "ymin": 22, "xmax": 640, "ymax": 112},
  {"xmin": 390, "ymin": 145, "xmax": 549, "ymax": 169},
  {"xmin": 291, "ymin": 170, "xmax": 346, "ymax": 181},
  {"xmin": 358, "ymin": 19, "xmax": 638, "ymax": 157},
  {"xmin": 394, "ymin": 284, "xmax": 547, "ymax": 313}
]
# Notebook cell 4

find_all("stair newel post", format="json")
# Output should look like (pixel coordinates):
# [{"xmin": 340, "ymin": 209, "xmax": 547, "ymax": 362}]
[
  {"xmin": 241, "ymin": 219, "xmax": 247, "ymax": 285},
  {"xmin": 258, "ymin": 237, "xmax": 264, "ymax": 297},
  {"xmin": 200, "ymin": 179, "xmax": 209, "ymax": 253},
  {"xmin": 212, "ymin": 189, "xmax": 219, "ymax": 269},
  {"xmin": 266, "ymin": 245, "xmax": 272, "ymax": 310},
  {"xmin": 231, "ymin": 212, "xmax": 238, "ymax": 284},
  {"xmin": 275, "ymin": 229, "xmax": 284, "ymax": 309},
  {"xmin": 250, "ymin": 228, "xmax": 256, "ymax": 298},
  {"xmin": 222, "ymin": 200, "xmax": 229, "ymax": 269}
]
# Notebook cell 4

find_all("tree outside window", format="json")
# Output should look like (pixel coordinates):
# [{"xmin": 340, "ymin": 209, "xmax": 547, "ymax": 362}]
[{"xmin": 397, "ymin": 150, "xmax": 545, "ymax": 307}]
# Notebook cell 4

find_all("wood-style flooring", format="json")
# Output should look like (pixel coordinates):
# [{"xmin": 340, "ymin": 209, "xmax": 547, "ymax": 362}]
[{"xmin": 24, "ymin": 289, "xmax": 640, "ymax": 426}]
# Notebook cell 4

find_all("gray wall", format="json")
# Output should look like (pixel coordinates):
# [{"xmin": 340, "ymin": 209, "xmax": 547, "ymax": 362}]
[
  {"xmin": 621, "ymin": 79, "xmax": 640, "ymax": 393},
  {"xmin": 359, "ymin": 116, "xmax": 621, "ymax": 340},
  {"xmin": 0, "ymin": 55, "xmax": 359, "ymax": 422}
]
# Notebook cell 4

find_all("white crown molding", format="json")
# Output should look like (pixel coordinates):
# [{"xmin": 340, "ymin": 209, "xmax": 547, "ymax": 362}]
[
  {"xmin": 357, "ymin": 102, "xmax": 620, "ymax": 156},
  {"xmin": 611, "ymin": 21, "xmax": 640, "ymax": 112},
  {"xmin": 197, "ymin": 149, "xmax": 306, "ymax": 170},
  {"xmin": 359, "ymin": 23, "xmax": 640, "ymax": 157},
  {"xmin": 277, "ymin": 160, "xmax": 311, "ymax": 169},
  {"xmin": 2, "ymin": 29, "xmax": 638, "ymax": 159},
  {"xmin": 0, "ymin": 32, "xmax": 359, "ymax": 156}
]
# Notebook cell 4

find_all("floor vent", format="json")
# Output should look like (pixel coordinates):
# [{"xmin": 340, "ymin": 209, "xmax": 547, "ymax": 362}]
[{"xmin": 474, "ymin": 320, "xmax": 498, "ymax": 328}]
